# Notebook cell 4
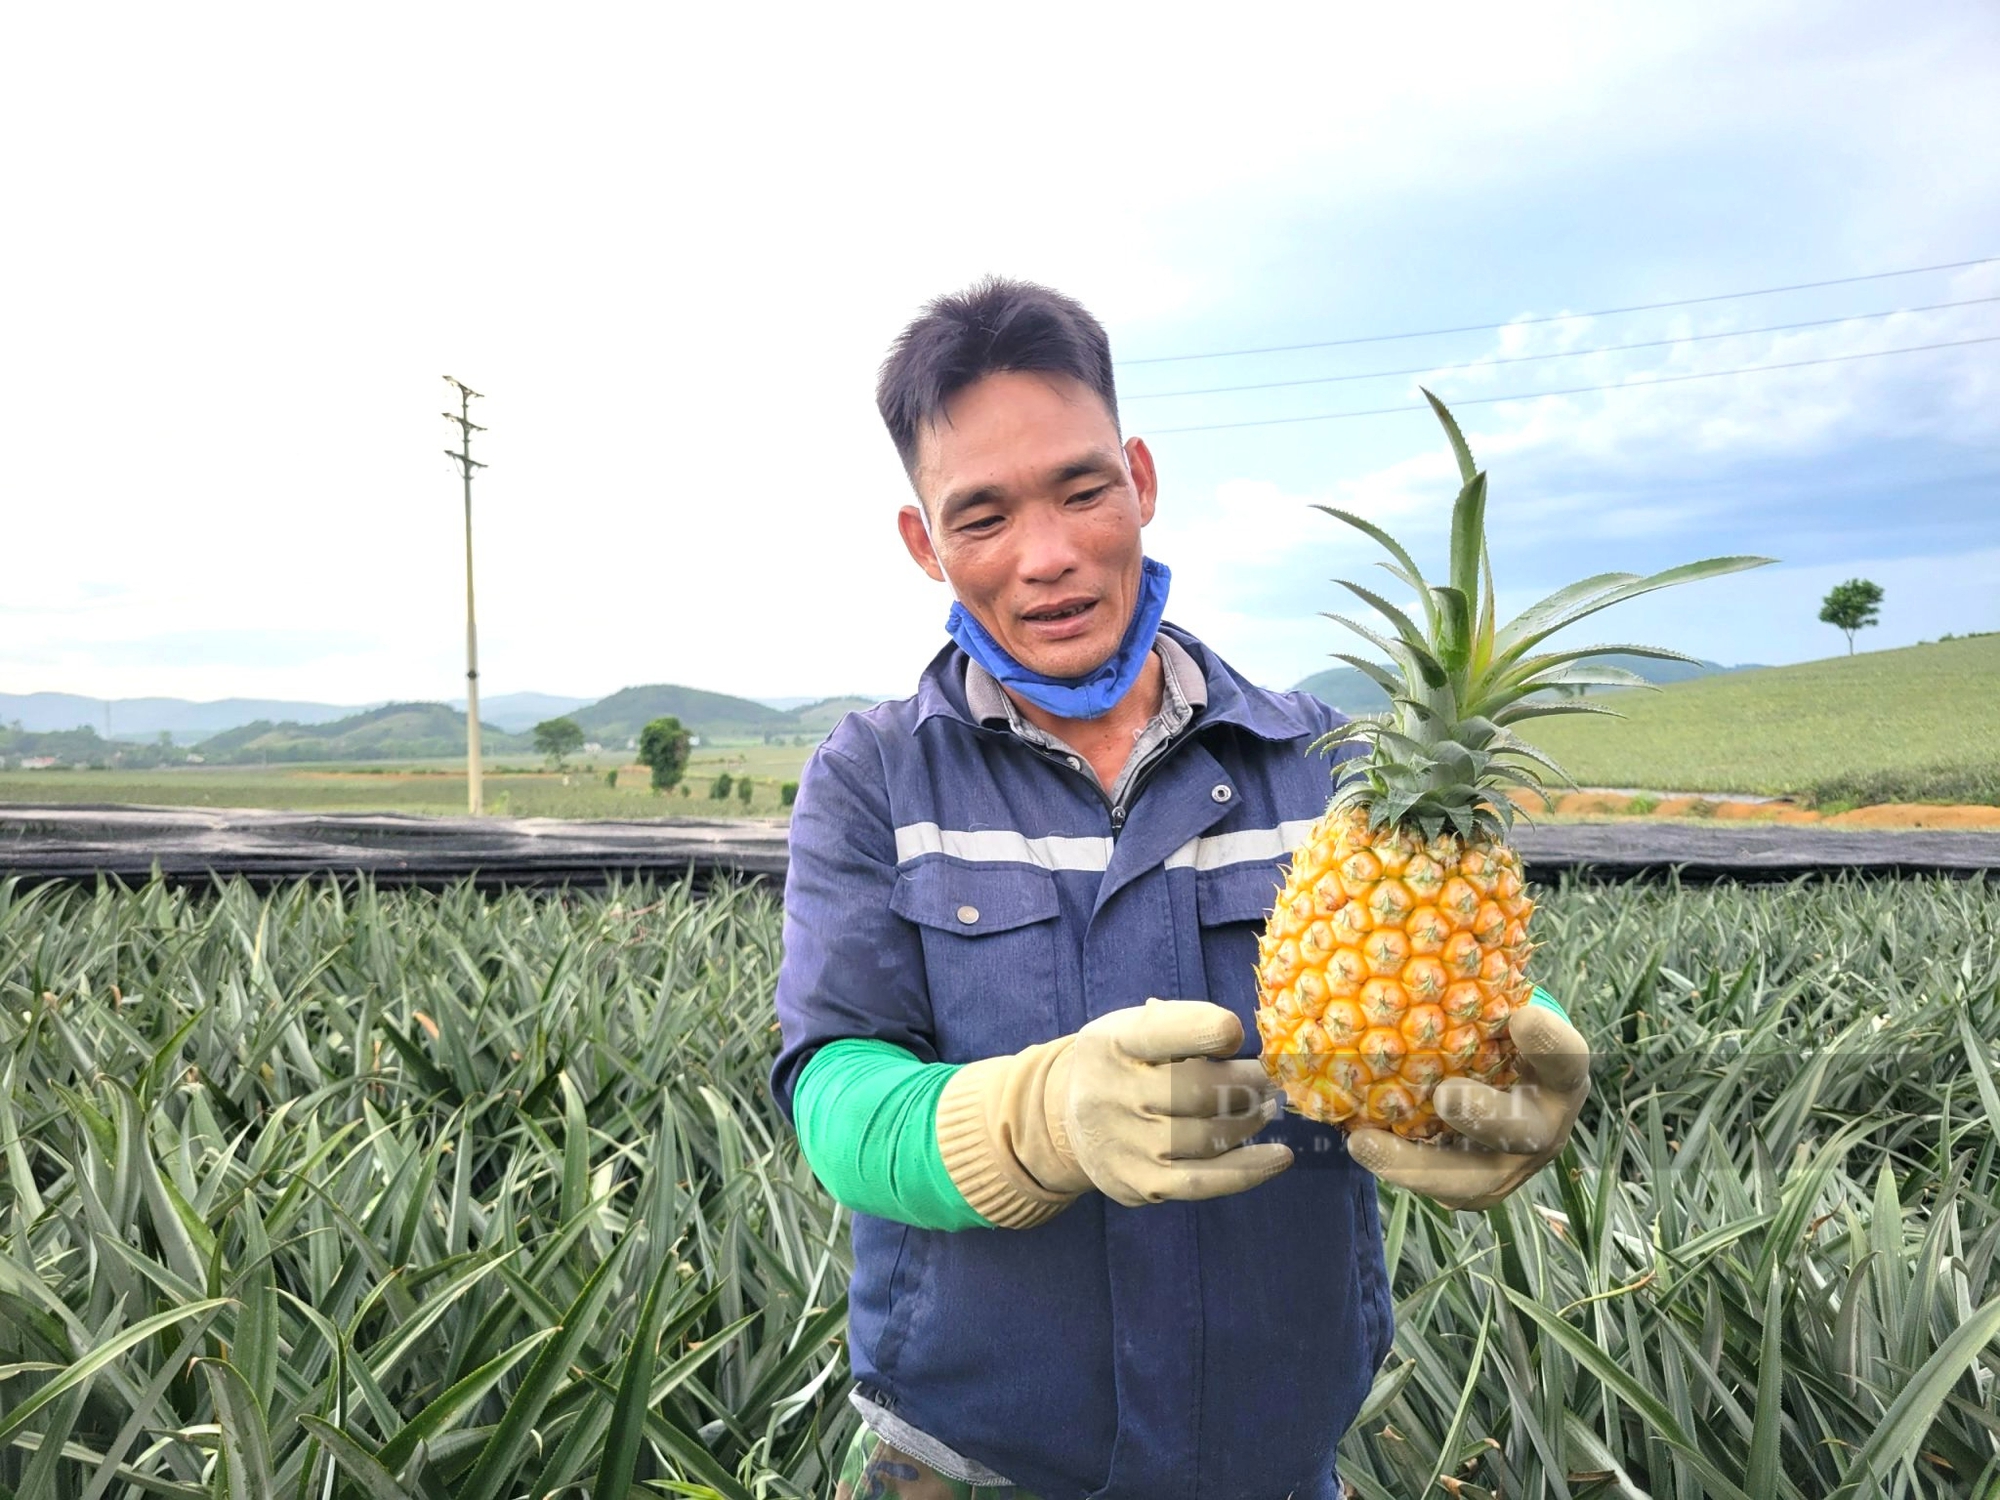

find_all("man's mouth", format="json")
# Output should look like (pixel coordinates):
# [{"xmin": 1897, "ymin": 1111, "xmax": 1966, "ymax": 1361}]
[{"xmin": 1022, "ymin": 599, "xmax": 1096, "ymax": 624}]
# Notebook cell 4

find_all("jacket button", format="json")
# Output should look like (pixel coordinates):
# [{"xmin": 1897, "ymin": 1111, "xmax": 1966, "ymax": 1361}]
[
  {"xmin": 1066, "ymin": 756, "xmax": 1082, "ymax": 772},
  {"xmin": 1212, "ymin": 784, "xmax": 1233, "ymax": 803},
  {"xmin": 956, "ymin": 905, "xmax": 980, "ymax": 925}
]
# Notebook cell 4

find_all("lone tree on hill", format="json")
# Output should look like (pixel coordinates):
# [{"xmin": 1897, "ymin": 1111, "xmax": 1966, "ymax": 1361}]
[
  {"xmin": 533, "ymin": 716, "xmax": 585, "ymax": 769},
  {"xmin": 1819, "ymin": 578, "xmax": 1884, "ymax": 656},
  {"xmin": 637, "ymin": 716, "xmax": 692, "ymax": 792}
]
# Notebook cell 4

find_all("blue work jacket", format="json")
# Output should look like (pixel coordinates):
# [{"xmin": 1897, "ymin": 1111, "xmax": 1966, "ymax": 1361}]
[{"xmin": 770, "ymin": 622, "xmax": 1393, "ymax": 1500}]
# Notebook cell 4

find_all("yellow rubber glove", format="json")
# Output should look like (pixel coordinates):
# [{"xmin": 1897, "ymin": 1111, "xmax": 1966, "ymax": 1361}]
[
  {"xmin": 1344, "ymin": 1002, "xmax": 1591, "ymax": 1212},
  {"xmin": 936, "ymin": 998, "xmax": 1292, "ymax": 1224},
  {"xmin": 1055, "ymin": 997, "xmax": 1294, "ymax": 1207}
]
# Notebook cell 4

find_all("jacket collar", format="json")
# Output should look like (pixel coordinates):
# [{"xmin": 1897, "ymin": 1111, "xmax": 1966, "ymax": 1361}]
[
  {"xmin": 912, "ymin": 619, "xmax": 1324, "ymax": 743},
  {"xmin": 963, "ymin": 631, "xmax": 1205, "ymax": 729}
]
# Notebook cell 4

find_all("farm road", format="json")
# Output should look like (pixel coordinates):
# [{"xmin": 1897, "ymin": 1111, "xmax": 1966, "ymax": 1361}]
[{"xmin": 2, "ymin": 804, "xmax": 1996, "ymax": 888}]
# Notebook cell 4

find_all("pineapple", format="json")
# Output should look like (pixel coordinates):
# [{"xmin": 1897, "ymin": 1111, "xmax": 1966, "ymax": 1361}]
[{"xmin": 1255, "ymin": 390, "xmax": 1771, "ymax": 1141}]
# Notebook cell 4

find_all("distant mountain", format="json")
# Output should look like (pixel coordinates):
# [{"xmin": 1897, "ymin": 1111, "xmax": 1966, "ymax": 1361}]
[
  {"xmin": 573, "ymin": 685, "xmax": 794, "ymax": 745},
  {"xmin": 574, "ymin": 686, "xmax": 894, "ymax": 745},
  {"xmin": 1291, "ymin": 654, "xmax": 1757, "ymax": 713},
  {"xmin": 445, "ymin": 692, "xmax": 595, "ymax": 734},
  {"xmin": 197, "ymin": 703, "xmax": 531, "ymax": 764},
  {"xmin": 750, "ymin": 692, "xmax": 896, "ymax": 712},
  {"xmin": 0, "ymin": 723, "xmax": 181, "ymax": 770},
  {"xmin": 1572, "ymin": 655, "xmax": 1762, "ymax": 687},
  {"xmin": 0, "ymin": 692, "xmax": 370, "ymax": 742},
  {"xmin": 1, "ymin": 680, "xmax": 891, "ymax": 761},
  {"xmin": 1288, "ymin": 665, "xmax": 1394, "ymax": 715},
  {"xmin": 784, "ymin": 695, "xmax": 886, "ymax": 732}
]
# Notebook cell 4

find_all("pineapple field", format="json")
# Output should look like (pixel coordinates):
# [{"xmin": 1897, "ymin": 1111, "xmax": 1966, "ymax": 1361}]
[{"xmin": 3, "ymin": 868, "xmax": 1999, "ymax": 1499}]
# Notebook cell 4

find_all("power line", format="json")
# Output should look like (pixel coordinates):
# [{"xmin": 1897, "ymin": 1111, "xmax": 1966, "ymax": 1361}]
[
  {"xmin": 1117, "ymin": 256, "xmax": 2000, "ymax": 366},
  {"xmin": 1144, "ymin": 335, "xmax": 2000, "ymax": 435},
  {"xmin": 1123, "ymin": 297, "xmax": 2000, "ymax": 401}
]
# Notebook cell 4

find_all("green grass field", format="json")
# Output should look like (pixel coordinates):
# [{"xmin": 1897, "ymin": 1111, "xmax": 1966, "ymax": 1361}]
[
  {"xmin": 1516, "ymin": 634, "xmax": 2000, "ymax": 807},
  {"xmin": 0, "ymin": 741, "xmax": 816, "ymax": 820}
]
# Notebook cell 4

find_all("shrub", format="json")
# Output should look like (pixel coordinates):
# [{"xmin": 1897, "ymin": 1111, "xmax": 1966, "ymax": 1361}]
[
  {"xmin": 737, "ymin": 776, "xmax": 754, "ymax": 806},
  {"xmin": 637, "ymin": 716, "xmax": 692, "ymax": 792},
  {"xmin": 711, "ymin": 772, "xmax": 733, "ymax": 800},
  {"xmin": 605, "ymin": 767, "xmax": 619, "ymax": 789},
  {"xmin": 781, "ymin": 780, "xmax": 799, "ymax": 807}
]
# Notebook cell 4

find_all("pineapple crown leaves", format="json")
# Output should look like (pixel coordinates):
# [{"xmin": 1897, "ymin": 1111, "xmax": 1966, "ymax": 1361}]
[{"xmin": 1307, "ymin": 387, "xmax": 1777, "ymax": 833}]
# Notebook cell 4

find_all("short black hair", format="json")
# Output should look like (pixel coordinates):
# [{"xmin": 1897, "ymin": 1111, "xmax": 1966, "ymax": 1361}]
[{"xmin": 875, "ymin": 276, "xmax": 1120, "ymax": 480}]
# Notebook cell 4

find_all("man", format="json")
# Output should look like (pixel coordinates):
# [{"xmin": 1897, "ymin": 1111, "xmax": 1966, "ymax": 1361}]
[{"xmin": 769, "ymin": 279, "xmax": 1589, "ymax": 1500}]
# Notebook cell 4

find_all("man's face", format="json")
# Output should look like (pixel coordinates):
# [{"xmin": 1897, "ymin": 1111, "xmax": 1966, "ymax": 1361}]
[{"xmin": 897, "ymin": 370, "xmax": 1157, "ymax": 682}]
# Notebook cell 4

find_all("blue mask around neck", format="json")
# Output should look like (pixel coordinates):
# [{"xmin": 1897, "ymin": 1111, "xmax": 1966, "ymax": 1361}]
[{"xmin": 945, "ymin": 556, "xmax": 1173, "ymax": 720}]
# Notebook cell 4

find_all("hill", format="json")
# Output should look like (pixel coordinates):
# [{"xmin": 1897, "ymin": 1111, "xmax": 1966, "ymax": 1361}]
[
  {"xmin": 1290, "ymin": 664, "xmax": 1393, "ymax": 714},
  {"xmin": 0, "ymin": 690, "xmax": 604, "ymax": 743},
  {"xmin": 1291, "ymin": 653, "xmax": 1753, "ymax": 714},
  {"xmin": 1510, "ymin": 634, "xmax": 2000, "ymax": 806},
  {"xmin": 0, "ymin": 724, "xmax": 182, "ymax": 770},
  {"xmin": 446, "ymin": 692, "xmax": 596, "ymax": 734},
  {"xmin": 0, "ymin": 692, "xmax": 368, "ymax": 742},
  {"xmin": 783, "ymin": 695, "xmax": 884, "ymax": 732},
  {"xmin": 196, "ymin": 703, "xmax": 531, "ymax": 764},
  {"xmin": 572, "ymin": 685, "xmax": 794, "ymax": 745},
  {"xmin": 0, "ymin": 683, "xmax": 864, "ymax": 755}
]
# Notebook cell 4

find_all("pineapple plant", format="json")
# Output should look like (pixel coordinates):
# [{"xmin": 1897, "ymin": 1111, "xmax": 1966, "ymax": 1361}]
[{"xmin": 1255, "ymin": 390, "xmax": 1772, "ymax": 1140}]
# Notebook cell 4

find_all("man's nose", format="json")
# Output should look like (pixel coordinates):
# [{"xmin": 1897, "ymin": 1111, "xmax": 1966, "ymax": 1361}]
[{"xmin": 1016, "ymin": 503, "xmax": 1085, "ymax": 581}]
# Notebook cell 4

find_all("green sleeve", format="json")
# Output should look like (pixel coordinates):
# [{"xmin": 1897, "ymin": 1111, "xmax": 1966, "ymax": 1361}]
[
  {"xmin": 792, "ymin": 1038, "xmax": 993, "ymax": 1231},
  {"xmin": 1528, "ymin": 985, "xmax": 1571, "ymax": 1025}
]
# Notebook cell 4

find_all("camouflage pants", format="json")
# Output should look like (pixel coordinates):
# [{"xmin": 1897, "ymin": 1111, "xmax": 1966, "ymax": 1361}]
[{"xmin": 832, "ymin": 1423, "xmax": 1040, "ymax": 1499}]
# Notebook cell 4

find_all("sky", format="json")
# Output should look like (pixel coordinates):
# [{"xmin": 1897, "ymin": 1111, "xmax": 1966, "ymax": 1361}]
[{"xmin": 5, "ymin": 1, "xmax": 1997, "ymax": 710}]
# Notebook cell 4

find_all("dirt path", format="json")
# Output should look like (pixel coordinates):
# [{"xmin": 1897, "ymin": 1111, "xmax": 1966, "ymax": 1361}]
[{"xmin": 1529, "ymin": 791, "xmax": 2000, "ymax": 830}]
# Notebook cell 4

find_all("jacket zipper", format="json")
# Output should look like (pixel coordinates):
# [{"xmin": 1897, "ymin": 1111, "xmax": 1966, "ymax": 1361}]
[{"xmin": 1027, "ymin": 725, "xmax": 1190, "ymax": 837}]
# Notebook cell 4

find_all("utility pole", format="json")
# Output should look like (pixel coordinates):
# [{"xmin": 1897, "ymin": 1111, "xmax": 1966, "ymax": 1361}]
[{"xmin": 443, "ymin": 377, "xmax": 487, "ymax": 815}]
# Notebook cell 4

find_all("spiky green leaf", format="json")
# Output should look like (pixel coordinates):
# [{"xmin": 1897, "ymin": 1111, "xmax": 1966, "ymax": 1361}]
[
  {"xmin": 1421, "ymin": 387, "xmax": 1479, "ymax": 484},
  {"xmin": 1446, "ymin": 471, "xmax": 1487, "ymax": 625}
]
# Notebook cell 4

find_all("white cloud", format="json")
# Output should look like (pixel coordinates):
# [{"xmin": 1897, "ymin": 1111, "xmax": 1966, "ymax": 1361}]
[
  {"xmin": 1436, "ymin": 261, "xmax": 2000, "ymax": 465},
  {"xmin": 1142, "ymin": 262, "xmax": 1999, "ymax": 686}
]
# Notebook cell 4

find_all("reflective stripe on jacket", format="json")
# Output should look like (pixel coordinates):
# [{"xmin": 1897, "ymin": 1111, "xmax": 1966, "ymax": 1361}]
[{"xmin": 770, "ymin": 621, "xmax": 1393, "ymax": 1500}]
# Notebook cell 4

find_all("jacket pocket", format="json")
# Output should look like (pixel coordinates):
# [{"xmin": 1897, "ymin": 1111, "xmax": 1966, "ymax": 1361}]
[
  {"xmin": 1192, "ymin": 860, "xmax": 1285, "ymax": 1057},
  {"xmin": 891, "ymin": 859, "xmax": 1062, "ymax": 1062},
  {"xmin": 1194, "ymin": 860, "xmax": 1285, "ymax": 926}
]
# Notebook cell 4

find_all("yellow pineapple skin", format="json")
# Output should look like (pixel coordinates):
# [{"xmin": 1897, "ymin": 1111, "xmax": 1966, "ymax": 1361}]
[{"xmin": 1254, "ymin": 805, "xmax": 1536, "ymax": 1141}]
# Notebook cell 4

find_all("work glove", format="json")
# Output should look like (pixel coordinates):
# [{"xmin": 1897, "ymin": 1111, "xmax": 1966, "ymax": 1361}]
[
  {"xmin": 935, "ymin": 998, "xmax": 1293, "ymax": 1227},
  {"xmin": 1344, "ymin": 1001, "xmax": 1591, "ymax": 1212}
]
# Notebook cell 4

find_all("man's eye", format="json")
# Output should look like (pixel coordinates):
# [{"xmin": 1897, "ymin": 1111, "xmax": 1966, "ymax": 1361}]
[
  {"xmin": 961, "ymin": 516, "xmax": 1002, "ymax": 532},
  {"xmin": 1069, "ymin": 486, "xmax": 1109, "ymax": 505}
]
